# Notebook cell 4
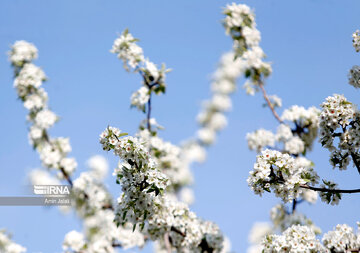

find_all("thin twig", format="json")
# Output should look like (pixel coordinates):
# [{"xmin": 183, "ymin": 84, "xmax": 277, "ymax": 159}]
[
  {"xmin": 258, "ymin": 81, "xmax": 283, "ymax": 124},
  {"xmin": 147, "ymin": 92, "xmax": 152, "ymax": 132},
  {"xmin": 60, "ymin": 167, "xmax": 73, "ymax": 187},
  {"xmin": 291, "ymin": 199, "xmax": 297, "ymax": 214}
]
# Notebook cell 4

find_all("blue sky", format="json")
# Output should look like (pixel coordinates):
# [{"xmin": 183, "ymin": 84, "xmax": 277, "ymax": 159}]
[{"xmin": 0, "ymin": 0, "xmax": 360, "ymax": 252}]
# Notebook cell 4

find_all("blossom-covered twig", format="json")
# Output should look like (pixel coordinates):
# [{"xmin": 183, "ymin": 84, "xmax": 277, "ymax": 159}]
[{"xmin": 100, "ymin": 127, "xmax": 226, "ymax": 252}]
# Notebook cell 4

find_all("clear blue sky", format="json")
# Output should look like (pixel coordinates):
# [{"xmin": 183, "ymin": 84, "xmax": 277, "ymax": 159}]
[{"xmin": 1, "ymin": 0, "xmax": 360, "ymax": 252}]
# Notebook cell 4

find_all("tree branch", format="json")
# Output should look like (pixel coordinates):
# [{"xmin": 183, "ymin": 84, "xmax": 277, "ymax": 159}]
[
  {"xmin": 164, "ymin": 232, "xmax": 172, "ymax": 253},
  {"xmin": 147, "ymin": 92, "xmax": 152, "ymax": 132},
  {"xmin": 300, "ymin": 184, "xmax": 360, "ymax": 194},
  {"xmin": 350, "ymin": 152, "xmax": 360, "ymax": 175}
]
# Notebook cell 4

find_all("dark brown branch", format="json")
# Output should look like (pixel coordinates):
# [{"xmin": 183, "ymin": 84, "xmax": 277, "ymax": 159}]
[
  {"xmin": 292, "ymin": 199, "xmax": 297, "ymax": 214},
  {"xmin": 300, "ymin": 184, "xmax": 360, "ymax": 194},
  {"xmin": 163, "ymin": 232, "xmax": 172, "ymax": 253},
  {"xmin": 60, "ymin": 167, "xmax": 73, "ymax": 187},
  {"xmin": 350, "ymin": 152, "xmax": 360, "ymax": 175},
  {"xmin": 111, "ymin": 242, "xmax": 122, "ymax": 248},
  {"xmin": 170, "ymin": 226, "xmax": 186, "ymax": 237}
]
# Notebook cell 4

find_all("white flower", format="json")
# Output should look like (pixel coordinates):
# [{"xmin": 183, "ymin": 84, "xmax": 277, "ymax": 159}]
[
  {"xmin": 284, "ymin": 136, "xmax": 305, "ymax": 155},
  {"xmin": 247, "ymin": 149, "xmax": 318, "ymax": 202},
  {"xmin": 268, "ymin": 95, "xmax": 282, "ymax": 108},
  {"xmin": 248, "ymin": 222, "xmax": 272, "ymax": 244},
  {"xmin": 14, "ymin": 63, "xmax": 46, "ymax": 89},
  {"xmin": 9, "ymin": 40, "xmax": 38, "ymax": 66},
  {"xmin": 197, "ymin": 128, "xmax": 216, "ymax": 145},
  {"xmin": 0, "ymin": 231, "xmax": 26, "ymax": 253},
  {"xmin": 34, "ymin": 109, "xmax": 57, "ymax": 129},
  {"xmin": 60, "ymin": 157, "xmax": 77, "ymax": 175},
  {"xmin": 87, "ymin": 155, "xmax": 109, "ymax": 180},
  {"xmin": 246, "ymin": 129, "xmax": 275, "ymax": 152},
  {"xmin": 62, "ymin": 230, "xmax": 85, "ymax": 252},
  {"xmin": 353, "ymin": 30, "xmax": 360, "ymax": 52},
  {"xmin": 322, "ymin": 224, "xmax": 360, "ymax": 252},
  {"xmin": 319, "ymin": 94, "xmax": 360, "ymax": 170},
  {"xmin": 111, "ymin": 30, "xmax": 144, "ymax": 70},
  {"xmin": 301, "ymin": 189, "xmax": 318, "ymax": 204},
  {"xmin": 181, "ymin": 141, "xmax": 206, "ymax": 164},
  {"xmin": 23, "ymin": 90, "xmax": 47, "ymax": 110},
  {"xmin": 28, "ymin": 169, "xmax": 60, "ymax": 186},
  {"xmin": 179, "ymin": 187, "xmax": 195, "ymax": 205},
  {"xmin": 276, "ymin": 124, "xmax": 293, "ymax": 142},
  {"xmin": 211, "ymin": 94, "xmax": 232, "ymax": 112},
  {"xmin": 262, "ymin": 225, "xmax": 325, "ymax": 253},
  {"xmin": 131, "ymin": 86, "xmax": 150, "ymax": 111},
  {"xmin": 144, "ymin": 60, "xmax": 160, "ymax": 81},
  {"xmin": 348, "ymin": 65, "xmax": 360, "ymax": 88}
]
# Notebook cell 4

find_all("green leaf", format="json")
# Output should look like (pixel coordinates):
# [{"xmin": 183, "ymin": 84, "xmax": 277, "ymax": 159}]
[
  {"xmin": 118, "ymin": 132, "xmax": 128, "ymax": 137},
  {"xmin": 122, "ymin": 210, "xmax": 127, "ymax": 221}
]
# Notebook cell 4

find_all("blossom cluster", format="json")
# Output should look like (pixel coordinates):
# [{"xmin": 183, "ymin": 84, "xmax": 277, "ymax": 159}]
[
  {"xmin": 260, "ymin": 222, "xmax": 360, "ymax": 253},
  {"xmin": 223, "ymin": 2, "xmax": 272, "ymax": 92},
  {"xmin": 0, "ymin": 230, "xmax": 26, "ymax": 253},
  {"xmin": 262, "ymin": 225, "xmax": 325, "ymax": 253},
  {"xmin": 281, "ymin": 105, "xmax": 320, "ymax": 151},
  {"xmin": 72, "ymin": 172, "xmax": 113, "ymax": 217},
  {"xmin": 353, "ymin": 30, "xmax": 360, "ymax": 52},
  {"xmin": 246, "ymin": 129, "xmax": 275, "ymax": 153},
  {"xmin": 63, "ymin": 210, "xmax": 145, "ymax": 253},
  {"xmin": 247, "ymin": 222, "xmax": 273, "ymax": 253},
  {"xmin": 319, "ymin": 94, "xmax": 360, "ymax": 170},
  {"xmin": 111, "ymin": 29, "xmax": 170, "ymax": 112},
  {"xmin": 270, "ymin": 204, "xmax": 321, "ymax": 235},
  {"xmin": 62, "ymin": 155, "xmax": 146, "ymax": 253},
  {"xmin": 100, "ymin": 127, "xmax": 169, "ymax": 228},
  {"xmin": 137, "ymin": 129, "xmax": 193, "ymax": 193},
  {"xmin": 100, "ymin": 128, "xmax": 226, "ymax": 252},
  {"xmin": 247, "ymin": 149, "xmax": 319, "ymax": 202},
  {"xmin": 8, "ymin": 40, "xmax": 38, "ymax": 67},
  {"xmin": 247, "ymin": 123, "xmax": 308, "ymax": 156},
  {"xmin": 147, "ymin": 197, "xmax": 224, "ymax": 252},
  {"xmin": 196, "ymin": 52, "xmax": 245, "ymax": 145},
  {"xmin": 322, "ymin": 223, "xmax": 360, "ymax": 252},
  {"xmin": 348, "ymin": 65, "xmax": 360, "ymax": 89},
  {"xmin": 247, "ymin": 203, "xmax": 322, "ymax": 253},
  {"xmin": 9, "ymin": 41, "xmax": 148, "ymax": 253},
  {"xmin": 9, "ymin": 41, "xmax": 77, "ymax": 179}
]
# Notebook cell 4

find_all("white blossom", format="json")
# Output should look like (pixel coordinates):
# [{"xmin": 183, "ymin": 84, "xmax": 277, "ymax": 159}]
[
  {"xmin": 111, "ymin": 29, "xmax": 144, "ymax": 70},
  {"xmin": 179, "ymin": 187, "xmax": 195, "ymax": 205},
  {"xmin": 131, "ymin": 86, "xmax": 150, "ymax": 111},
  {"xmin": 319, "ymin": 94, "xmax": 360, "ymax": 170},
  {"xmin": 9, "ymin": 40, "xmax": 38, "ymax": 66},
  {"xmin": 247, "ymin": 149, "xmax": 319, "ymax": 202},
  {"xmin": 87, "ymin": 155, "xmax": 109, "ymax": 180},
  {"xmin": 322, "ymin": 224, "xmax": 360, "ymax": 252},
  {"xmin": 348, "ymin": 65, "xmax": 360, "ymax": 88},
  {"xmin": 34, "ymin": 109, "xmax": 57, "ymax": 129},
  {"xmin": 197, "ymin": 128, "xmax": 216, "ymax": 145},
  {"xmin": 246, "ymin": 129, "xmax": 275, "ymax": 152},
  {"xmin": 0, "ymin": 230, "xmax": 26, "ymax": 253},
  {"xmin": 353, "ymin": 29, "xmax": 360, "ymax": 52},
  {"xmin": 62, "ymin": 230, "xmax": 85, "ymax": 252},
  {"xmin": 262, "ymin": 225, "xmax": 325, "ymax": 253}
]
